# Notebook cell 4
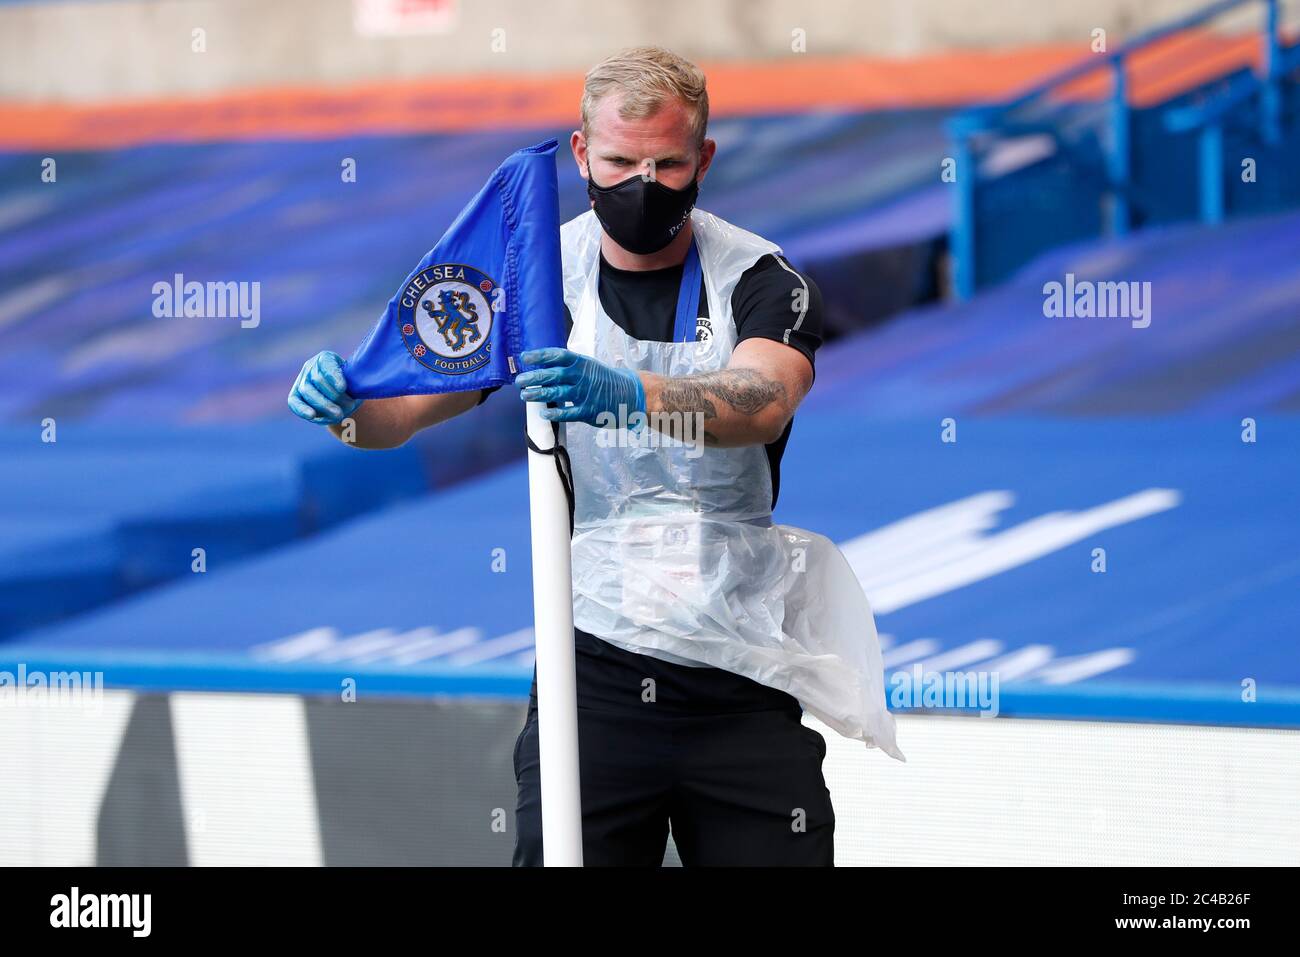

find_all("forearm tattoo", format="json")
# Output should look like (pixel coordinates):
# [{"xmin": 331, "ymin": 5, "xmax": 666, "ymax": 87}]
[
  {"xmin": 655, "ymin": 368, "xmax": 789, "ymax": 443},
  {"xmin": 660, "ymin": 368, "xmax": 786, "ymax": 417}
]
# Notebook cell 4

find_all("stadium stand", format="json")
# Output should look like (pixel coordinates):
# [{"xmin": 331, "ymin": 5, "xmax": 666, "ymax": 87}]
[
  {"xmin": 5, "ymin": 410, "xmax": 1297, "ymax": 727},
  {"xmin": 950, "ymin": 0, "xmax": 1300, "ymax": 293},
  {"xmin": 0, "ymin": 109, "xmax": 950, "ymax": 432},
  {"xmin": 810, "ymin": 208, "xmax": 1300, "ymax": 416},
  {"xmin": 2, "ymin": 20, "xmax": 1298, "ymax": 666}
]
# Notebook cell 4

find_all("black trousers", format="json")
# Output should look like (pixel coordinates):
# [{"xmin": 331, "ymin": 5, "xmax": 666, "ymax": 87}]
[{"xmin": 512, "ymin": 629, "xmax": 835, "ymax": 866}]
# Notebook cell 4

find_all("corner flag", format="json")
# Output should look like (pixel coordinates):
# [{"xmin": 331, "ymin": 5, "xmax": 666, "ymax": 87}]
[
  {"xmin": 344, "ymin": 139, "xmax": 567, "ymax": 397},
  {"xmin": 344, "ymin": 138, "xmax": 583, "ymax": 867}
]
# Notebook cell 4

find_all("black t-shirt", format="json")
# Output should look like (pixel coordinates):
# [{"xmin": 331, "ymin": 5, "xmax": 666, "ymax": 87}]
[
  {"xmin": 485, "ymin": 251, "xmax": 824, "ymax": 509},
  {"xmin": 590, "ymin": 251, "xmax": 821, "ymax": 508},
  {"xmin": 509, "ymin": 250, "xmax": 824, "ymax": 707}
]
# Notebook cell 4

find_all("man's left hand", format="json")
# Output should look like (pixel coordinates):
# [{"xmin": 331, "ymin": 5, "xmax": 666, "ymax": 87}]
[{"xmin": 516, "ymin": 348, "xmax": 646, "ymax": 426}]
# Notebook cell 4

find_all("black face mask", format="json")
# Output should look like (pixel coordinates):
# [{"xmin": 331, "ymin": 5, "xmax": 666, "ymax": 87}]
[{"xmin": 586, "ymin": 167, "xmax": 699, "ymax": 255}]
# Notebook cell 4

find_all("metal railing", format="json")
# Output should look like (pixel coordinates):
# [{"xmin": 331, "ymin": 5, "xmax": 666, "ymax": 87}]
[{"xmin": 948, "ymin": 0, "xmax": 1296, "ymax": 299}]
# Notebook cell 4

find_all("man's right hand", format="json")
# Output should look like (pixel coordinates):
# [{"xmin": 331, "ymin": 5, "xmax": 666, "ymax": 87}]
[{"xmin": 288, "ymin": 351, "xmax": 364, "ymax": 425}]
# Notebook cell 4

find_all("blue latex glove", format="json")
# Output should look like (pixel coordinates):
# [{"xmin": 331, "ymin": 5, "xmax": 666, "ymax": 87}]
[
  {"xmin": 516, "ymin": 348, "xmax": 646, "ymax": 426},
  {"xmin": 288, "ymin": 351, "xmax": 364, "ymax": 425}
]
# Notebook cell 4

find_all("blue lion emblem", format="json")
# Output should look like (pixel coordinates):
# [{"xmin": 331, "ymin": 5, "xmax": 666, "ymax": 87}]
[{"xmin": 421, "ymin": 288, "xmax": 481, "ymax": 351}]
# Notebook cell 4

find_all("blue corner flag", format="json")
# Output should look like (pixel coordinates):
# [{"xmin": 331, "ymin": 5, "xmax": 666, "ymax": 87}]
[{"xmin": 344, "ymin": 139, "xmax": 566, "ymax": 399}]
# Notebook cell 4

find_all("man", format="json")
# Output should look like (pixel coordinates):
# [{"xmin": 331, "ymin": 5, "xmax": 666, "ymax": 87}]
[{"xmin": 289, "ymin": 47, "xmax": 838, "ymax": 866}]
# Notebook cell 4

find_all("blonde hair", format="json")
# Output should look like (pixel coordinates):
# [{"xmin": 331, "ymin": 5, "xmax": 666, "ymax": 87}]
[{"xmin": 581, "ymin": 46, "xmax": 709, "ymax": 147}]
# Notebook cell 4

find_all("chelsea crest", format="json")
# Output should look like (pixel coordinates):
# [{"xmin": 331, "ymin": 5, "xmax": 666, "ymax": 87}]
[{"xmin": 398, "ymin": 263, "xmax": 497, "ymax": 374}]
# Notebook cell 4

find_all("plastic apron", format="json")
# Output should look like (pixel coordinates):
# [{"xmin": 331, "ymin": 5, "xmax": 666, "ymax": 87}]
[{"xmin": 560, "ymin": 209, "xmax": 902, "ymax": 760}]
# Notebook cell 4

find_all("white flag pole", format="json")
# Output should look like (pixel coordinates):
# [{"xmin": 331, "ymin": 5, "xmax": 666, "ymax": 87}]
[{"xmin": 523, "ymin": 400, "xmax": 583, "ymax": 866}]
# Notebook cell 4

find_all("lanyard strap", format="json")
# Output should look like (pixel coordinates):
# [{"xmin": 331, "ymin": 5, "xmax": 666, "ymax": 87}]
[{"xmin": 671, "ymin": 239, "xmax": 702, "ymax": 344}]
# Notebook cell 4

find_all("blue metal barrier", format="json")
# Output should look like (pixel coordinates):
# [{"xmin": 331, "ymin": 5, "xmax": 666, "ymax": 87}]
[{"xmin": 950, "ymin": 0, "xmax": 1298, "ymax": 298}]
